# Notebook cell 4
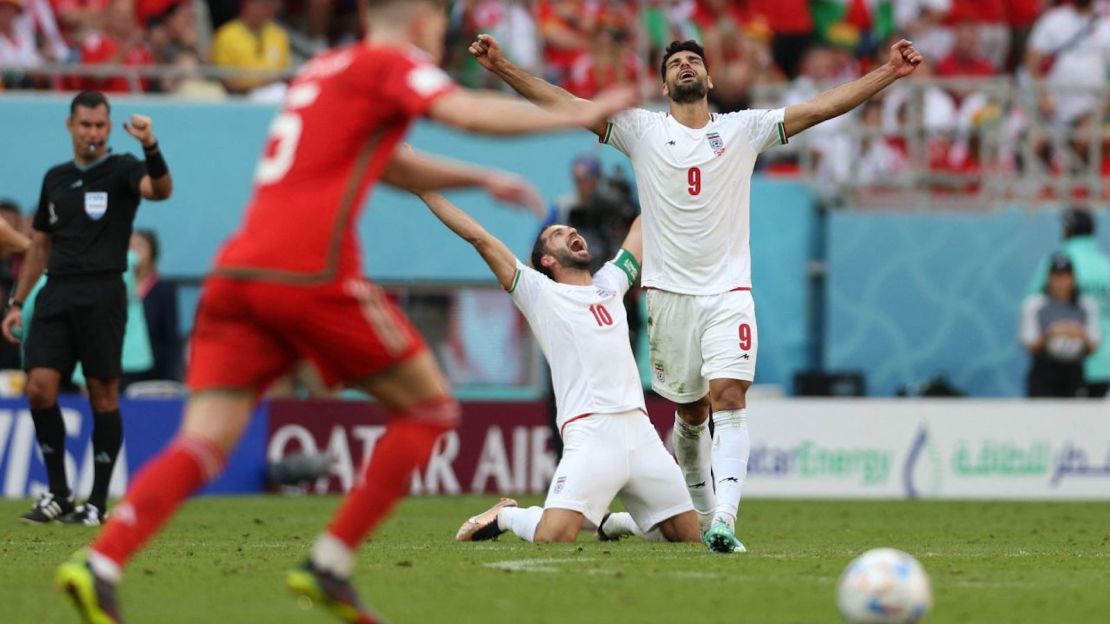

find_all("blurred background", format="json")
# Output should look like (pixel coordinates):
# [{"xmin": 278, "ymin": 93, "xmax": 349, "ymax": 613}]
[{"xmin": 1, "ymin": 1, "xmax": 1108, "ymax": 500}]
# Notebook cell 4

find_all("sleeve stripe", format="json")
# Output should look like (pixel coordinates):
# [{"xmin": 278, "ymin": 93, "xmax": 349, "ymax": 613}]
[
  {"xmin": 600, "ymin": 121, "xmax": 614, "ymax": 145},
  {"xmin": 507, "ymin": 269, "xmax": 522, "ymax": 293},
  {"xmin": 612, "ymin": 249, "xmax": 640, "ymax": 287},
  {"xmin": 776, "ymin": 121, "xmax": 788, "ymax": 145}
]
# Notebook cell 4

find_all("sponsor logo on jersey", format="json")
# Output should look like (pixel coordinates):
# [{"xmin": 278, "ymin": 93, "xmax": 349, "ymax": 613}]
[
  {"xmin": 707, "ymin": 131, "xmax": 725, "ymax": 156},
  {"xmin": 70, "ymin": 179, "xmax": 83, "ymax": 189},
  {"xmin": 84, "ymin": 192, "xmax": 108, "ymax": 220}
]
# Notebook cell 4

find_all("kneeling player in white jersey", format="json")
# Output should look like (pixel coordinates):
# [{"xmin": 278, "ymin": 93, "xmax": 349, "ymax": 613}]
[
  {"xmin": 416, "ymin": 192, "xmax": 699, "ymax": 544},
  {"xmin": 470, "ymin": 34, "xmax": 924, "ymax": 552}
]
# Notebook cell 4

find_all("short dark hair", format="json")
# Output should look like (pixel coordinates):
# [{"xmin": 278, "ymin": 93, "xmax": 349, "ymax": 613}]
[
  {"xmin": 135, "ymin": 229, "xmax": 160, "ymax": 263},
  {"xmin": 1063, "ymin": 208, "xmax": 1095, "ymax": 238},
  {"xmin": 660, "ymin": 40, "xmax": 707, "ymax": 81},
  {"xmin": 70, "ymin": 91, "xmax": 110, "ymax": 116},
  {"xmin": 530, "ymin": 227, "xmax": 555, "ymax": 280},
  {"xmin": 0, "ymin": 199, "xmax": 20, "ymax": 215}
]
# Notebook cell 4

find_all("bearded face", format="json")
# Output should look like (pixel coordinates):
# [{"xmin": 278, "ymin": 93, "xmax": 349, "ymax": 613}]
[
  {"xmin": 664, "ymin": 50, "xmax": 710, "ymax": 104},
  {"xmin": 542, "ymin": 226, "xmax": 592, "ymax": 274}
]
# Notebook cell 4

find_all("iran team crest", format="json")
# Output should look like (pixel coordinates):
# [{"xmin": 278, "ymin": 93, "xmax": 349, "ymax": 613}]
[
  {"xmin": 84, "ymin": 192, "xmax": 108, "ymax": 220},
  {"xmin": 706, "ymin": 132, "xmax": 725, "ymax": 156},
  {"xmin": 553, "ymin": 476, "xmax": 567, "ymax": 494}
]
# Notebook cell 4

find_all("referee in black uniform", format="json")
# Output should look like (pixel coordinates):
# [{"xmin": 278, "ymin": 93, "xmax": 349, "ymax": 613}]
[{"xmin": 2, "ymin": 91, "xmax": 173, "ymax": 525}]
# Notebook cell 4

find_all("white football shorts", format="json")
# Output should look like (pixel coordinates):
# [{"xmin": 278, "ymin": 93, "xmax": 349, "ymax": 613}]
[
  {"xmin": 645, "ymin": 288, "xmax": 758, "ymax": 403},
  {"xmin": 544, "ymin": 410, "xmax": 693, "ymax": 532}
]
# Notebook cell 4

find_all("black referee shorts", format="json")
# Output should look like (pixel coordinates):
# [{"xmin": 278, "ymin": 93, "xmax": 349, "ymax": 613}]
[{"xmin": 24, "ymin": 274, "xmax": 127, "ymax": 380}]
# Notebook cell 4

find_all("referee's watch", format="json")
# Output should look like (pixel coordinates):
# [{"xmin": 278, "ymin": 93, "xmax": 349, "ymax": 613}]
[{"xmin": 6, "ymin": 297, "xmax": 22, "ymax": 310}]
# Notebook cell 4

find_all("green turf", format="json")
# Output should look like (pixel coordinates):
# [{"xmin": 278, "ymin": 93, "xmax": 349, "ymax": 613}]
[{"xmin": 1, "ymin": 497, "xmax": 1108, "ymax": 623}]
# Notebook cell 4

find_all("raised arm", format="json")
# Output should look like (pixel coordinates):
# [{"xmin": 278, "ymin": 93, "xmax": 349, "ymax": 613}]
[
  {"xmin": 427, "ymin": 85, "xmax": 632, "ymax": 138},
  {"xmin": 383, "ymin": 145, "xmax": 545, "ymax": 216},
  {"xmin": 468, "ymin": 34, "xmax": 611, "ymax": 139},
  {"xmin": 619, "ymin": 215, "xmax": 642, "ymax": 266},
  {"xmin": 783, "ymin": 40, "xmax": 923, "ymax": 139},
  {"xmin": 418, "ymin": 192, "xmax": 519, "ymax": 290},
  {"xmin": 124, "ymin": 114, "xmax": 173, "ymax": 201}
]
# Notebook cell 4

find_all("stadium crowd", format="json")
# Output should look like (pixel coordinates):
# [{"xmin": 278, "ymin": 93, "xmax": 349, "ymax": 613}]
[{"xmin": 2, "ymin": 1, "xmax": 1109, "ymax": 194}]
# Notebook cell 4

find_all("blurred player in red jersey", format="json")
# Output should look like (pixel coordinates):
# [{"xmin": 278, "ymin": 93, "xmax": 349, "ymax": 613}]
[{"xmin": 54, "ymin": 1, "xmax": 635, "ymax": 622}]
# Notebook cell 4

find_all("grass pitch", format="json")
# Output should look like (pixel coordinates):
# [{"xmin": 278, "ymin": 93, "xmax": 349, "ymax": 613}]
[{"xmin": 1, "ymin": 497, "xmax": 1107, "ymax": 623}]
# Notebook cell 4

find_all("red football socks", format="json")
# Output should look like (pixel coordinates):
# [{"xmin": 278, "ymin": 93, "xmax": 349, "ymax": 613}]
[
  {"xmin": 92, "ymin": 437, "xmax": 226, "ymax": 568},
  {"xmin": 327, "ymin": 419, "xmax": 451, "ymax": 548}
]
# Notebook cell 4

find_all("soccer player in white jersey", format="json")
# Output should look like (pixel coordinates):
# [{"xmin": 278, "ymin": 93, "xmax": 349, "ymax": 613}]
[
  {"xmin": 415, "ymin": 191, "xmax": 700, "ymax": 544},
  {"xmin": 470, "ymin": 34, "xmax": 924, "ymax": 553}
]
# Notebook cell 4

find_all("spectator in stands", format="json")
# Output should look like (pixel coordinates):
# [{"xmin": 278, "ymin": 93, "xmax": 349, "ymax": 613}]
[
  {"xmin": 896, "ymin": 0, "xmax": 954, "ymax": 62},
  {"xmin": 1006, "ymin": 0, "xmax": 1046, "ymax": 72},
  {"xmin": 52, "ymin": 0, "xmax": 109, "ymax": 52},
  {"xmin": 1020, "ymin": 252, "xmax": 1101, "ymax": 397},
  {"xmin": 783, "ymin": 45, "xmax": 858, "ymax": 184},
  {"xmin": 536, "ymin": 0, "xmax": 597, "ymax": 84},
  {"xmin": 76, "ymin": 0, "xmax": 154, "ymax": 93},
  {"xmin": 458, "ymin": 0, "xmax": 540, "ymax": 88},
  {"xmin": 947, "ymin": 0, "xmax": 1009, "ymax": 69},
  {"xmin": 854, "ymin": 99, "xmax": 907, "ymax": 185},
  {"xmin": 1025, "ymin": 0, "xmax": 1110, "ymax": 132},
  {"xmin": 564, "ymin": 20, "xmax": 646, "ymax": 99},
  {"xmin": 692, "ymin": 0, "xmax": 761, "ymax": 112},
  {"xmin": 159, "ymin": 47, "xmax": 225, "ymax": 98},
  {"xmin": 0, "ymin": 0, "xmax": 44, "ymax": 87},
  {"xmin": 1028, "ymin": 208, "xmax": 1110, "ymax": 397},
  {"xmin": 127, "ymin": 229, "xmax": 181, "ymax": 382},
  {"xmin": 937, "ymin": 19, "xmax": 998, "ymax": 79},
  {"xmin": 811, "ymin": 0, "xmax": 897, "ymax": 55},
  {"xmin": 211, "ymin": 0, "xmax": 289, "ymax": 95},
  {"xmin": 147, "ymin": 0, "xmax": 198, "ymax": 65},
  {"xmin": 746, "ymin": 0, "xmax": 814, "ymax": 77}
]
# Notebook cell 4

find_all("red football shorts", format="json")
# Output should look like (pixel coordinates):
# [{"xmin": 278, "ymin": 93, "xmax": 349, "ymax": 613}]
[{"xmin": 187, "ymin": 276, "xmax": 426, "ymax": 394}]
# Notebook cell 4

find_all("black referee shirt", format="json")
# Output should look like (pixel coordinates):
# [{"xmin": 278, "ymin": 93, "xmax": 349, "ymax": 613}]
[{"xmin": 34, "ymin": 153, "xmax": 147, "ymax": 277}]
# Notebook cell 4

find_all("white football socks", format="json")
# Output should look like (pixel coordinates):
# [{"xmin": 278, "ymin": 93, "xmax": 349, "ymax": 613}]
[
  {"xmin": 672, "ymin": 412, "xmax": 716, "ymax": 524},
  {"xmin": 88, "ymin": 549, "xmax": 122, "ymax": 583},
  {"xmin": 498, "ymin": 505, "xmax": 543, "ymax": 543},
  {"xmin": 311, "ymin": 533, "xmax": 355, "ymax": 578},
  {"xmin": 711, "ymin": 408, "xmax": 750, "ymax": 530},
  {"xmin": 600, "ymin": 512, "xmax": 666, "ymax": 542}
]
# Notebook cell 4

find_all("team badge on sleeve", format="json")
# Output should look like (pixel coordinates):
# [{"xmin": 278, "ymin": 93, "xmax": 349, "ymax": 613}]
[{"xmin": 706, "ymin": 132, "xmax": 725, "ymax": 156}]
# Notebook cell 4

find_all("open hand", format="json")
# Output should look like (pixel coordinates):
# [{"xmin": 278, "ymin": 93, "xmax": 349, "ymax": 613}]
[
  {"xmin": 888, "ymin": 40, "xmax": 924, "ymax": 78},
  {"xmin": 484, "ymin": 174, "xmax": 546, "ymax": 219},
  {"xmin": 123, "ymin": 114, "xmax": 156, "ymax": 148}
]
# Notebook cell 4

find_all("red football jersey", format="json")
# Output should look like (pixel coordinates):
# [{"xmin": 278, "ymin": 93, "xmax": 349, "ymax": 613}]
[{"xmin": 214, "ymin": 44, "xmax": 456, "ymax": 281}]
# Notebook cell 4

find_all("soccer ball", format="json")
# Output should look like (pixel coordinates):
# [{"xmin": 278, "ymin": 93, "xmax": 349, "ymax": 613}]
[{"xmin": 837, "ymin": 548, "xmax": 932, "ymax": 623}]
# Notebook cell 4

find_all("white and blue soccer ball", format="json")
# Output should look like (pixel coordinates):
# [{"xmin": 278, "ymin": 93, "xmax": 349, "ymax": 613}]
[{"xmin": 837, "ymin": 548, "xmax": 932, "ymax": 623}]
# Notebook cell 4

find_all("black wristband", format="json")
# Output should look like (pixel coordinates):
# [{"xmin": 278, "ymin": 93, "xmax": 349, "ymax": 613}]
[
  {"xmin": 7, "ymin": 298, "xmax": 22, "ymax": 310},
  {"xmin": 144, "ymin": 143, "xmax": 169, "ymax": 179}
]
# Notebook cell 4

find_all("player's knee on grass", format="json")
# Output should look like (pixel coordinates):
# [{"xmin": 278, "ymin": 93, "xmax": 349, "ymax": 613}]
[
  {"xmin": 709, "ymin": 378, "xmax": 750, "ymax": 411},
  {"xmin": 658, "ymin": 511, "xmax": 701, "ymax": 543},
  {"xmin": 676, "ymin": 395, "xmax": 711, "ymax": 426},
  {"xmin": 533, "ymin": 509, "xmax": 584, "ymax": 543}
]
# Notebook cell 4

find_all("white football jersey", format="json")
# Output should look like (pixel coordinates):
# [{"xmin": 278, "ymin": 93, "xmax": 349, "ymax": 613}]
[
  {"xmin": 603, "ymin": 108, "xmax": 787, "ymax": 295},
  {"xmin": 509, "ymin": 252, "xmax": 646, "ymax": 432}
]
